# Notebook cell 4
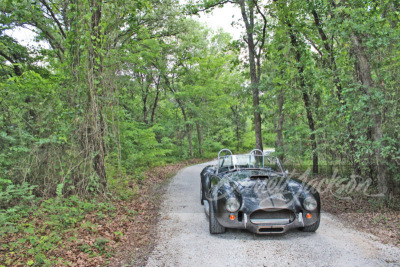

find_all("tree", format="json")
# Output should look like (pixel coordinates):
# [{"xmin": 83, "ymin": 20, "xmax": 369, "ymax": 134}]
[
  {"xmin": 271, "ymin": 0, "xmax": 320, "ymax": 173},
  {"xmin": 187, "ymin": 0, "xmax": 267, "ymax": 151}
]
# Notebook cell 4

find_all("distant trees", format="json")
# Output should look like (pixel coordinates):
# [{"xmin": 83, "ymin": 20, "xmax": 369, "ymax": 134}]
[
  {"xmin": 1, "ymin": 0, "xmax": 399, "ymax": 200},
  {"xmin": 0, "ymin": 0, "xmax": 247, "ymax": 198},
  {"xmin": 264, "ymin": 0, "xmax": 400, "ymax": 195},
  {"xmin": 186, "ymin": 0, "xmax": 400, "ymax": 197},
  {"xmin": 187, "ymin": 0, "xmax": 268, "ymax": 152}
]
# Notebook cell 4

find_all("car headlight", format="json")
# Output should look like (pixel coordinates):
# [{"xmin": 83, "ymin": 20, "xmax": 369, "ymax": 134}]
[
  {"xmin": 303, "ymin": 196, "xmax": 317, "ymax": 211},
  {"xmin": 226, "ymin": 197, "xmax": 240, "ymax": 212}
]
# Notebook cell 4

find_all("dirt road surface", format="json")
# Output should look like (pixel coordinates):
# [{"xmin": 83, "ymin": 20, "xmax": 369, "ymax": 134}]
[{"xmin": 146, "ymin": 162, "xmax": 400, "ymax": 267}]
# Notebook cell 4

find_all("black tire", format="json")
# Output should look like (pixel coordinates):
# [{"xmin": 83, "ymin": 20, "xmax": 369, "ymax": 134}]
[
  {"xmin": 200, "ymin": 181, "xmax": 204, "ymax": 205},
  {"xmin": 300, "ymin": 217, "xmax": 320, "ymax": 232},
  {"xmin": 209, "ymin": 202, "xmax": 225, "ymax": 234}
]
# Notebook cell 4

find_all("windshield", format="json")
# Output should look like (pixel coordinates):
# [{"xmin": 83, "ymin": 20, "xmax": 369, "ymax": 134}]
[{"xmin": 218, "ymin": 155, "xmax": 283, "ymax": 174}]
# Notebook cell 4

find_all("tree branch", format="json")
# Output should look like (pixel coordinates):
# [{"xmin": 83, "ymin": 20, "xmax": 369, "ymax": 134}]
[
  {"xmin": 253, "ymin": 0, "xmax": 267, "ymax": 57},
  {"xmin": 309, "ymin": 8, "xmax": 330, "ymax": 52},
  {"xmin": 0, "ymin": 50, "xmax": 23, "ymax": 76},
  {"xmin": 303, "ymin": 35, "xmax": 324, "ymax": 58},
  {"xmin": 39, "ymin": 0, "xmax": 67, "ymax": 39},
  {"xmin": 187, "ymin": 0, "xmax": 235, "ymax": 15}
]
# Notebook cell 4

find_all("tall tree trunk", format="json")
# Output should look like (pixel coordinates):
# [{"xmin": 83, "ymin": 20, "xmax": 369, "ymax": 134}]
[
  {"xmin": 288, "ymin": 26, "xmax": 319, "ymax": 174},
  {"xmin": 350, "ymin": 33, "xmax": 387, "ymax": 196},
  {"xmin": 196, "ymin": 122, "xmax": 203, "ymax": 156},
  {"xmin": 302, "ymin": 91, "xmax": 318, "ymax": 174},
  {"xmin": 276, "ymin": 89, "xmax": 284, "ymax": 160},
  {"xmin": 230, "ymin": 105, "xmax": 241, "ymax": 152},
  {"xmin": 239, "ymin": 0, "xmax": 263, "ymax": 151},
  {"xmin": 163, "ymin": 73, "xmax": 193, "ymax": 157},
  {"xmin": 176, "ymin": 100, "xmax": 193, "ymax": 157},
  {"xmin": 142, "ymin": 92, "xmax": 148, "ymax": 124},
  {"xmin": 274, "ymin": 0, "xmax": 318, "ymax": 172},
  {"xmin": 140, "ymin": 74, "xmax": 152, "ymax": 124},
  {"xmin": 236, "ymin": 106, "xmax": 240, "ymax": 152},
  {"xmin": 89, "ymin": 0, "xmax": 107, "ymax": 189},
  {"xmin": 309, "ymin": 4, "xmax": 360, "ymax": 174},
  {"xmin": 150, "ymin": 76, "xmax": 161, "ymax": 123}
]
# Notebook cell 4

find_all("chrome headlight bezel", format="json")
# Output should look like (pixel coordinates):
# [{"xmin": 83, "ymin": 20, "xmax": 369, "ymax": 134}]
[
  {"xmin": 303, "ymin": 196, "xmax": 318, "ymax": 211},
  {"xmin": 225, "ymin": 197, "xmax": 240, "ymax": 212}
]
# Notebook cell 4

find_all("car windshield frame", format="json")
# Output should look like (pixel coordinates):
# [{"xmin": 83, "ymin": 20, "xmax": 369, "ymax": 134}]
[{"xmin": 216, "ymin": 149, "xmax": 284, "ymax": 175}]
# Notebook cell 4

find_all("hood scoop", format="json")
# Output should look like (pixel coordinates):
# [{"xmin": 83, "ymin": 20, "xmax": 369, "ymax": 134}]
[{"xmin": 250, "ymin": 175, "xmax": 269, "ymax": 179}]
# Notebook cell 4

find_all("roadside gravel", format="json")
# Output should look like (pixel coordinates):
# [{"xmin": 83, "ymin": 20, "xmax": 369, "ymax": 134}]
[{"xmin": 146, "ymin": 162, "xmax": 400, "ymax": 267}]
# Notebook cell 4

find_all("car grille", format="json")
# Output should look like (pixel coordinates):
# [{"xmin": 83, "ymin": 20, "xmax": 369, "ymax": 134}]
[{"xmin": 250, "ymin": 209, "xmax": 295, "ymax": 225}]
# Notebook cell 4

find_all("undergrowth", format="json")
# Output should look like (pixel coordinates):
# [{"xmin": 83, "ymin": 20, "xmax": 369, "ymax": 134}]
[
  {"xmin": 0, "ymin": 195, "xmax": 117, "ymax": 266},
  {"xmin": 0, "ymin": 158, "xmax": 201, "ymax": 266}
]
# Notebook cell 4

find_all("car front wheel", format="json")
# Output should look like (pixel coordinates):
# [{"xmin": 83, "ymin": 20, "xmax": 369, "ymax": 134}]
[
  {"xmin": 300, "ymin": 217, "xmax": 320, "ymax": 232},
  {"xmin": 209, "ymin": 202, "xmax": 225, "ymax": 234},
  {"xmin": 200, "ymin": 181, "xmax": 204, "ymax": 205}
]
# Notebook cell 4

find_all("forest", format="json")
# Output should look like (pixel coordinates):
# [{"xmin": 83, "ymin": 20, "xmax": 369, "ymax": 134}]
[{"xmin": 0, "ymin": 0, "xmax": 399, "ymax": 265}]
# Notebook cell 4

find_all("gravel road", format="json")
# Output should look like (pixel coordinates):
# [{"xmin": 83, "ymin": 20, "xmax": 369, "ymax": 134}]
[{"xmin": 146, "ymin": 162, "xmax": 400, "ymax": 267}]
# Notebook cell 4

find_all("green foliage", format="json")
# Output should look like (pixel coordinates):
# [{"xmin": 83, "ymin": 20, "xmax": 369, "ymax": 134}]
[
  {"xmin": 255, "ymin": 0, "xmax": 400, "ymax": 196},
  {"xmin": 0, "ymin": 182, "xmax": 37, "ymax": 209},
  {"xmin": 106, "ymin": 154, "xmax": 138, "ymax": 201},
  {"xmin": 94, "ymin": 238, "xmax": 109, "ymax": 255},
  {"xmin": 0, "ymin": 195, "xmax": 116, "ymax": 265},
  {"xmin": 119, "ymin": 122, "xmax": 172, "ymax": 169}
]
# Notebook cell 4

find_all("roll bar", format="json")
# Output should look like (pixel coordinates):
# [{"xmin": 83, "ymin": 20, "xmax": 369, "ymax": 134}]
[
  {"xmin": 217, "ymin": 149, "xmax": 233, "ymax": 174},
  {"xmin": 218, "ymin": 148, "xmax": 233, "ymax": 159},
  {"xmin": 249, "ymin": 149, "xmax": 263, "ymax": 155},
  {"xmin": 215, "ymin": 148, "xmax": 284, "ymax": 175},
  {"xmin": 249, "ymin": 149, "xmax": 264, "ymax": 167}
]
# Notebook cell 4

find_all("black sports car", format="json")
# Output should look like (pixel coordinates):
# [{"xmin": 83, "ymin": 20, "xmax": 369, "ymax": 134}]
[{"xmin": 200, "ymin": 149, "xmax": 321, "ymax": 234}]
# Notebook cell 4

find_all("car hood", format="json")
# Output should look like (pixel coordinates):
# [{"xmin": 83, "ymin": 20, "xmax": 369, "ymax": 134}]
[{"xmin": 221, "ymin": 171, "xmax": 301, "ymax": 210}]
